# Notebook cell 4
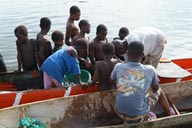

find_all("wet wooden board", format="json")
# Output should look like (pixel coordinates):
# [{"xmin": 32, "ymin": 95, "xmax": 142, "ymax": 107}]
[{"xmin": 156, "ymin": 62, "xmax": 191, "ymax": 78}]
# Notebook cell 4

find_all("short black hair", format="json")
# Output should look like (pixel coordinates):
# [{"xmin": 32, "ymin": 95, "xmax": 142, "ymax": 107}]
[
  {"xmin": 78, "ymin": 19, "xmax": 89, "ymax": 29},
  {"xmin": 70, "ymin": 5, "xmax": 80, "ymax": 14},
  {"xmin": 14, "ymin": 25, "xmax": 28, "ymax": 37},
  {"xmin": 40, "ymin": 17, "xmax": 51, "ymax": 29},
  {"xmin": 119, "ymin": 27, "xmax": 129, "ymax": 35},
  {"xmin": 51, "ymin": 30, "xmax": 64, "ymax": 42},
  {"xmin": 128, "ymin": 41, "xmax": 144, "ymax": 58},
  {"xmin": 75, "ymin": 38, "xmax": 88, "ymax": 48},
  {"xmin": 96, "ymin": 24, "xmax": 107, "ymax": 33},
  {"xmin": 103, "ymin": 43, "xmax": 114, "ymax": 55}
]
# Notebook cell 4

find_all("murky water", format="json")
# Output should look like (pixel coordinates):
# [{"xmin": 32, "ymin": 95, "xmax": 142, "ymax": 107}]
[{"xmin": 0, "ymin": 0, "xmax": 192, "ymax": 71}]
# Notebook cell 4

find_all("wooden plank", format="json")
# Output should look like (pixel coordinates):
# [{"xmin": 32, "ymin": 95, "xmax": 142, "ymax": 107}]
[{"xmin": 156, "ymin": 62, "xmax": 191, "ymax": 78}]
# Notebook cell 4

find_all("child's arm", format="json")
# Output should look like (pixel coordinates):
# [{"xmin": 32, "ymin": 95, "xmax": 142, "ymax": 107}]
[
  {"xmin": 16, "ymin": 42, "xmax": 22, "ymax": 72},
  {"xmin": 89, "ymin": 42, "xmax": 95, "ymax": 65},
  {"xmin": 65, "ymin": 25, "xmax": 72, "ymax": 46},
  {"xmin": 88, "ymin": 62, "xmax": 99, "ymax": 86}
]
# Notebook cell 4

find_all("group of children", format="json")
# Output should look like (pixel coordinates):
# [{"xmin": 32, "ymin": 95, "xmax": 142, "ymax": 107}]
[
  {"xmin": 1, "ymin": 4, "xmax": 175, "ymax": 124},
  {"xmin": 11, "ymin": 4, "xmax": 130, "ymax": 90}
]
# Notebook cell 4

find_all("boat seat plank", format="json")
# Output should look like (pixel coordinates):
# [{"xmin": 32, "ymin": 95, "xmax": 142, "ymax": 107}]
[{"xmin": 156, "ymin": 62, "xmax": 191, "ymax": 78}]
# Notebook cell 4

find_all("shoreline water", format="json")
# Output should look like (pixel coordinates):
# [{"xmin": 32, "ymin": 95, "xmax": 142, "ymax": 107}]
[{"xmin": 0, "ymin": 0, "xmax": 192, "ymax": 71}]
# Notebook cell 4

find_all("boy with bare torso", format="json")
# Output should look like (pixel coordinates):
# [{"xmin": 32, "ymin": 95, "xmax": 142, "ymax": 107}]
[
  {"xmin": 36, "ymin": 17, "xmax": 52, "ymax": 67},
  {"xmin": 89, "ymin": 43, "xmax": 119, "ymax": 90},
  {"xmin": 74, "ymin": 38, "xmax": 93, "ymax": 73},
  {"xmin": 14, "ymin": 25, "xmax": 38, "ymax": 72},
  {"xmin": 89, "ymin": 24, "xmax": 108, "ymax": 65},
  {"xmin": 65, "ymin": 5, "xmax": 81, "ymax": 46},
  {"xmin": 72, "ymin": 19, "xmax": 90, "ymax": 46},
  {"xmin": 112, "ymin": 27, "xmax": 129, "ymax": 62},
  {"xmin": 52, "ymin": 30, "xmax": 64, "ymax": 53},
  {"xmin": 112, "ymin": 39, "xmax": 128, "ymax": 62}
]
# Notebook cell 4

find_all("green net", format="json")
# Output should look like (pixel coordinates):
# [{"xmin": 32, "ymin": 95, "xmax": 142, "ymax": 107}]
[{"xmin": 19, "ymin": 117, "xmax": 46, "ymax": 128}]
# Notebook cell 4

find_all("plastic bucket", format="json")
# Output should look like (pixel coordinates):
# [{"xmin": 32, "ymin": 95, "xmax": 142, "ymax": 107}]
[{"xmin": 64, "ymin": 69, "xmax": 91, "ymax": 86}]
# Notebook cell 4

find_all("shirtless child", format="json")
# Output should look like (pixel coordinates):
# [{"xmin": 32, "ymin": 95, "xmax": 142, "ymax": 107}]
[
  {"xmin": 89, "ymin": 43, "xmax": 119, "ymax": 91},
  {"xmin": 74, "ymin": 38, "xmax": 93, "ymax": 73},
  {"xmin": 112, "ymin": 39, "xmax": 128, "ymax": 62},
  {"xmin": 14, "ymin": 25, "xmax": 38, "ymax": 72},
  {"xmin": 72, "ymin": 19, "xmax": 91, "ymax": 46},
  {"xmin": 113, "ymin": 27, "xmax": 129, "ymax": 40},
  {"xmin": 65, "ymin": 5, "xmax": 81, "ymax": 46},
  {"xmin": 36, "ymin": 17, "xmax": 52, "ymax": 67},
  {"xmin": 52, "ymin": 30, "xmax": 64, "ymax": 53},
  {"xmin": 89, "ymin": 24, "xmax": 108, "ymax": 65}
]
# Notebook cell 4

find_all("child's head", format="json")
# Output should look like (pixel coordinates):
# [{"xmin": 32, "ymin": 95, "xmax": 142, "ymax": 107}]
[
  {"xmin": 74, "ymin": 38, "xmax": 88, "ymax": 57},
  {"xmin": 119, "ymin": 27, "xmax": 129, "ymax": 40},
  {"xmin": 75, "ymin": 38, "xmax": 88, "ymax": 48},
  {"xmin": 51, "ymin": 30, "xmax": 64, "ymax": 46},
  {"xmin": 14, "ymin": 25, "xmax": 28, "ymax": 42},
  {"xmin": 103, "ymin": 43, "xmax": 115, "ymax": 56},
  {"xmin": 40, "ymin": 17, "xmax": 51, "ymax": 30},
  {"xmin": 79, "ymin": 19, "xmax": 90, "ymax": 34},
  {"xmin": 70, "ymin": 5, "xmax": 81, "ymax": 20},
  {"xmin": 127, "ymin": 41, "xmax": 144, "ymax": 62},
  {"xmin": 96, "ymin": 24, "xmax": 107, "ymax": 40}
]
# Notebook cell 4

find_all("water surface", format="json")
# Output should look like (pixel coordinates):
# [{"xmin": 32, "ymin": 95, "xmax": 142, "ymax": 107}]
[{"xmin": 0, "ymin": 0, "xmax": 192, "ymax": 71}]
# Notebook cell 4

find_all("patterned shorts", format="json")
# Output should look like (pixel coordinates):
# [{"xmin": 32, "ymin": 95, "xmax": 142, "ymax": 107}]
[{"xmin": 147, "ymin": 88, "xmax": 161, "ymax": 109}]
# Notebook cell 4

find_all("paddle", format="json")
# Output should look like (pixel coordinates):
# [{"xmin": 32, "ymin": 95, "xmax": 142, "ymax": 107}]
[{"xmin": 166, "ymin": 94, "xmax": 180, "ymax": 115}]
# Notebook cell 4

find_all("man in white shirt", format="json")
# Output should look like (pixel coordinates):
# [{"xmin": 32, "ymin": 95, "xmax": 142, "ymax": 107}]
[{"xmin": 125, "ymin": 26, "xmax": 167, "ymax": 68}]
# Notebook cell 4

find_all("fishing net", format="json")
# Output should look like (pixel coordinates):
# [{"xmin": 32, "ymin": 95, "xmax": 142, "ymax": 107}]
[{"xmin": 19, "ymin": 117, "xmax": 46, "ymax": 128}]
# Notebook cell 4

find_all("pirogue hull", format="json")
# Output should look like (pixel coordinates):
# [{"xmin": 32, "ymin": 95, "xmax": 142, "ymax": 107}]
[
  {"xmin": 0, "ymin": 58, "xmax": 192, "ymax": 110},
  {"xmin": 0, "ymin": 58, "xmax": 192, "ymax": 91},
  {"xmin": 0, "ymin": 80, "xmax": 192, "ymax": 128}
]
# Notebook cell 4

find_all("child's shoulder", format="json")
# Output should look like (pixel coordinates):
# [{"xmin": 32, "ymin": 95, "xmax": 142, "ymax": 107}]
[
  {"xmin": 143, "ymin": 64, "xmax": 156, "ymax": 72},
  {"xmin": 29, "ymin": 38, "xmax": 37, "ymax": 45}
]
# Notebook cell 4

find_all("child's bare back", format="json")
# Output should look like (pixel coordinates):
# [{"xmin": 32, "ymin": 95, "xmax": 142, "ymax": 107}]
[
  {"xmin": 14, "ymin": 25, "xmax": 38, "ymax": 71},
  {"xmin": 95, "ymin": 59, "xmax": 118, "ymax": 90},
  {"xmin": 36, "ymin": 17, "xmax": 52, "ymax": 67},
  {"xmin": 89, "ymin": 43, "xmax": 119, "ymax": 91}
]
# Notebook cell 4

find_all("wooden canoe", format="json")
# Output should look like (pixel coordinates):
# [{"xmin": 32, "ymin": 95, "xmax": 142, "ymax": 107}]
[
  {"xmin": 0, "ymin": 58, "xmax": 191, "ymax": 110},
  {"xmin": 0, "ymin": 80, "xmax": 192, "ymax": 128},
  {"xmin": 0, "ymin": 58, "xmax": 191, "ymax": 91}
]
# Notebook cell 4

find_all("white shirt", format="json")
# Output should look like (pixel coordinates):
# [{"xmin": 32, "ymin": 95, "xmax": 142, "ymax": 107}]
[{"xmin": 125, "ymin": 26, "xmax": 166, "ymax": 56}]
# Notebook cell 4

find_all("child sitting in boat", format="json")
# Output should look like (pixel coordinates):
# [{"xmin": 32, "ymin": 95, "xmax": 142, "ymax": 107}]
[
  {"xmin": 88, "ymin": 43, "xmax": 119, "ymax": 91},
  {"xmin": 111, "ymin": 41, "xmax": 174, "ymax": 123},
  {"xmin": 51, "ymin": 30, "xmax": 64, "ymax": 53},
  {"xmin": 14, "ymin": 25, "xmax": 38, "ymax": 72}
]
